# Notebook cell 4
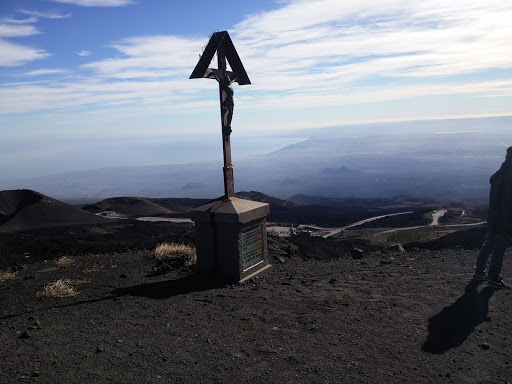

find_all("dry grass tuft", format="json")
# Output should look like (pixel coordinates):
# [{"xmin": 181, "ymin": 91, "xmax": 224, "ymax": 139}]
[
  {"xmin": 37, "ymin": 278, "xmax": 84, "ymax": 297},
  {"xmin": 154, "ymin": 242, "xmax": 196, "ymax": 265},
  {"xmin": 0, "ymin": 270, "xmax": 16, "ymax": 283},
  {"xmin": 82, "ymin": 264, "xmax": 103, "ymax": 273},
  {"xmin": 56, "ymin": 256, "xmax": 73, "ymax": 268}
]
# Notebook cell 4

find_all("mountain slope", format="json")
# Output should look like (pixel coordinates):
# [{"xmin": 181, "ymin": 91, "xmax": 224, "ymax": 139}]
[
  {"xmin": 83, "ymin": 197, "xmax": 175, "ymax": 217},
  {"xmin": 0, "ymin": 189, "xmax": 108, "ymax": 233}
]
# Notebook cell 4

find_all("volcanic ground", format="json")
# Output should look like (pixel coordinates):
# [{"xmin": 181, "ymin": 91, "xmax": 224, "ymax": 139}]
[{"xmin": 1, "ymin": 190, "xmax": 511, "ymax": 383}]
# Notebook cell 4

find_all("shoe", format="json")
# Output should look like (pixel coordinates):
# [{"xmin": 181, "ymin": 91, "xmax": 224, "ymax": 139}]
[
  {"xmin": 472, "ymin": 273, "xmax": 488, "ymax": 281},
  {"xmin": 488, "ymin": 277, "xmax": 510, "ymax": 289}
]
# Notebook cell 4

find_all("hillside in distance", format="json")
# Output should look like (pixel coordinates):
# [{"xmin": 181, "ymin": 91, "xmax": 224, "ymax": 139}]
[
  {"xmin": 0, "ymin": 189, "xmax": 107, "ymax": 233},
  {"xmin": 83, "ymin": 197, "xmax": 176, "ymax": 217},
  {"xmin": 2, "ymin": 116, "xmax": 510, "ymax": 201}
]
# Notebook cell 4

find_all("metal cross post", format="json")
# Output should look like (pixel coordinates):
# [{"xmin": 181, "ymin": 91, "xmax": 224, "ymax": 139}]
[{"xmin": 190, "ymin": 31, "xmax": 251, "ymax": 199}]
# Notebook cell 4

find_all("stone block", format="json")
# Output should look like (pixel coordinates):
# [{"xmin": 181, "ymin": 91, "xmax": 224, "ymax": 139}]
[{"xmin": 191, "ymin": 197, "xmax": 271, "ymax": 282}]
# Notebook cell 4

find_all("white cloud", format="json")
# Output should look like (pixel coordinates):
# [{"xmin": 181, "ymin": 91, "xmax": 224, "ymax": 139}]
[
  {"xmin": 0, "ymin": 39, "xmax": 49, "ymax": 66},
  {"xmin": 49, "ymin": 0, "xmax": 133, "ymax": 6},
  {"xmin": 25, "ymin": 69, "xmax": 68, "ymax": 76},
  {"xmin": 0, "ymin": 0, "xmax": 511, "ymax": 124},
  {"xmin": 0, "ymin": 23, "xmax": 39, "ymax": 38},
  {"xmin": 1, "ymin": 17, "xmax": 38, "ymax": 24},
  {"xmin": 81, "ymin": 35, "xmax": 203, "ymax": 77},
  {"xmin": 0, "ymin": 9, "xmax": 68, "ymax": 67},
  {"xmin": 77, "ymin": 50, "xmax": 91, "ymax": 56},
  {"xmin": 232, "ymin": 0, "xmax": 512, "ymax": 88},
  {"xmin": 20, "ymin": 10, "xmax": 72, "ymax": 19}
]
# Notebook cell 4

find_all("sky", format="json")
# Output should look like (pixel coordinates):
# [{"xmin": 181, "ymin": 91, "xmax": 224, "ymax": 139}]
[{"xmin": 1, "ymin": 0, "xmax": 511, "ymax": 180}]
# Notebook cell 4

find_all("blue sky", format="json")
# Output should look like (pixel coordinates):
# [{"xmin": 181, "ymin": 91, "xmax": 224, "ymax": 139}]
[{"xmin": 1, "ymin": 0, "xmax": 511, "ymax": 179}]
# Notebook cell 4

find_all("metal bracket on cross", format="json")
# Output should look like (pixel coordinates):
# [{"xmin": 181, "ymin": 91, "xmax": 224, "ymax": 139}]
[{"xmin": 190, "ymin": 31, "xmax": 251, "ymax": 199}]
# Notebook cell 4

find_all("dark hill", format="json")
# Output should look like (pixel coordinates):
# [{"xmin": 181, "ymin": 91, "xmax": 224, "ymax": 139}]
[
  {"xmin": 238, "ymin": 191, "xmax": 387, "ymax": 227},
  {"xmin": 0, "ymin": 189, "xmax": 43, "ymax": 225},
  {"xmin": 0, "ymin": 189, "xmax": 108, "ymax": 233},
  {"xmin": 83, "ymin": 197, "xmax": 175, "ymax": 217},
  {"xmin": 146, "ymin": 192, "xmax": 300, "ymax": 217},
  {"xmin": 146, "ymin": 197, "xmax": 211, "ymax": 214},
  {"xmin": 236, "ymin": 191, "xmax": 301, "ymax": 207},
  {"xmin": 289, "ymin": 194, "xmax": 395, "ymax": 207},
  {"xmin": 411, "ymin": 226, "xmax": 487, "ymax": 250}
]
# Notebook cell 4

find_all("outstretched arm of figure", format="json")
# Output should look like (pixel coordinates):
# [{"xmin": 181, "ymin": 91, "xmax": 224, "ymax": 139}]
[
  {"xmin": 227, "ymin": 72, "xmax": 238, "ymax": 85},
  {"xmin": 205, "ymin": 68, "xmax": 221, "ymax": 82}
]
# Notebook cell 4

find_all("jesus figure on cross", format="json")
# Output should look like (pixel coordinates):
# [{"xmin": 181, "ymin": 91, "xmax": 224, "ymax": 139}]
[{"xmin": 207, "ymin": 69, "xmax": 238, "ymax": 139}]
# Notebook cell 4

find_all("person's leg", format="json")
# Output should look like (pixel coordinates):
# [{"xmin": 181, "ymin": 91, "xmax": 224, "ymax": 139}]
[
  {"xmin": 475, "ymin": 230, "xmax": 495, "ymax": 276},
  {"xmin": 487, "ymin": 233, "xmax": 508, "ymax": 283}
]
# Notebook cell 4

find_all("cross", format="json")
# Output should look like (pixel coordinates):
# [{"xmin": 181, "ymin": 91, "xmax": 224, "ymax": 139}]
[{"xmin": 190, "ymin": 31, "xmax": 251, "ymax": 199}]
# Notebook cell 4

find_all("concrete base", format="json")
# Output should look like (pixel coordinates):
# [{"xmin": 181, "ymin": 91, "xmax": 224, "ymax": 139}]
[{"xmin": 191, "ymin": 196, "xmax": 270, "ymax": 283}]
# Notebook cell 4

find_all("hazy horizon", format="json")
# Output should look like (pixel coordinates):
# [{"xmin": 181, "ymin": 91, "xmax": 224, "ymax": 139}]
[
  {"xmin": 2, "ymin": 116, "xmax": 510, "ymax": 203},
  {"xmin": 2, "ymin": 115, "xmax": 511, "ymax": 183},
  {"xmin": 0, "ymin": 133, "xmax": 309, "ymax": 181}
]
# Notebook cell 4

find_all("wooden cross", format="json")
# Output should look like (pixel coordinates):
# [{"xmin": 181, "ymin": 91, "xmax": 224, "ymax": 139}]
[{"xmin": 190, "ymin": 31, "xmax": 251, "ymax": 199}]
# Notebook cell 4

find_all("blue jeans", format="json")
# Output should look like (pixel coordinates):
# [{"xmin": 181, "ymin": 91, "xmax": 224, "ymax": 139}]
[{"xmin": 475, "ymin": 230, "xmax": 510, "ymax": 282}]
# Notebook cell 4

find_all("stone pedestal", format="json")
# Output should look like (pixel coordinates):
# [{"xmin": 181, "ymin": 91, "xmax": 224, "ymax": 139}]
[{"xmin": 191, "ymin": 197, "xmax": 271, "ymax": 283}]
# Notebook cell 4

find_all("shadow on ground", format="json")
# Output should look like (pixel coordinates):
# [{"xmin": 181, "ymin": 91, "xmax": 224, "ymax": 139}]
[
  {"xmin": 0, "ymin": 273, "xmax": 225, "ymax": 321},
  {"xmin": 111, "ymin": 273, "xmax": 227, "ymax": 299},
  {"xmin": 422, "ymin": 280, "xmax": 495, "ymax": 354}
]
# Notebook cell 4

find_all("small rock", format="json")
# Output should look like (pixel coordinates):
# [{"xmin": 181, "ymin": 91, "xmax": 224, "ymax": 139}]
[
  {"xmin": 96, "ymin": 347, "xmax": 104, "ymax": 353},
  {"xmin": 31, "ymin": 371, "xmax": 40, "ymax": 377},
  {"xmin": 119, "ymin": 274, "xmax": 127, "ymax": 279},
  {"xmin": 329, "ymin": 278, "xmax": 337, "ymax": 284},
  {"xmin": 479, "ymin": 343, "xmax": 490, "ymax": 350},
  {"xmin": 388, "ymin": 243, "xmax": 405, "ymax": 252},
  {"xmin": 12, "ymin": 263, "xmax": 27, "ymax": 271},
  {"xmin": 351, "ymin": 248, "xmax": 364, "ymax": 259},
  {"xmin": 19, "ymin": 331, "xmax": 30, "ymax": 339}
]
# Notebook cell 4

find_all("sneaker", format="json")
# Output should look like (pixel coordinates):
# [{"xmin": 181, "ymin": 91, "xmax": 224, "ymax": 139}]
[
  {"xmin": 488, "ymin": 277, "xmax": 510, "ymax": 289},
  {"xmin": 472, "ymin": 273, "xmax": 488, "ymax": 281}
]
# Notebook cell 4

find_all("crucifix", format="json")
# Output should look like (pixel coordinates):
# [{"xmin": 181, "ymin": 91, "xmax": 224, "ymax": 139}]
[{"xmin": 190, "ymin": 31, "xmax": 251, "ymax": 199}]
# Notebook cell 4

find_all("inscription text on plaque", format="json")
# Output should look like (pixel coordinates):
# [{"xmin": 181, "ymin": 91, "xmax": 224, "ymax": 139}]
[{"xmin": 240, "ymin": 222, "xmax": 264, "ymax": 271}]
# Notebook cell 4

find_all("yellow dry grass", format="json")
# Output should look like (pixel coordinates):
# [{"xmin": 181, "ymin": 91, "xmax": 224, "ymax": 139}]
[
  {"xmin": 82, "ymin": 264, "xmax": 103, "ymax": 273},
  {"xmin": 37, "ymin": 278, "xmax": 85, "ymax": 298},
  {"xmin": 0, "ymin": 270, "xmax": 16, "ymax": 283},
  {"xmin": 56, "ymin": 256, "xmax": 73, "ymax": 268},
  {"xmin": 154, "ymin": 242, "xmax": 197, "ymax": 265}
]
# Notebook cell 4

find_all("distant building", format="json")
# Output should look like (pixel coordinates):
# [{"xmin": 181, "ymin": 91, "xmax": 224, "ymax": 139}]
[{"xmin": 267, "ymin": 225, "xmax": 293, "ymax": 237}]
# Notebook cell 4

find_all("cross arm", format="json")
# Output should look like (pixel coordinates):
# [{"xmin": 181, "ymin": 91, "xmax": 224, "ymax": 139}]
[{"xmin": 204, "ymin": 68, "xmax": 239, "ymax": 83}]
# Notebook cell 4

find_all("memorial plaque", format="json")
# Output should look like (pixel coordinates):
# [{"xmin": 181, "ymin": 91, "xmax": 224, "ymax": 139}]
[{"xmin": 239, "ymin": 221, "xmax": 264, "ymax": 271}]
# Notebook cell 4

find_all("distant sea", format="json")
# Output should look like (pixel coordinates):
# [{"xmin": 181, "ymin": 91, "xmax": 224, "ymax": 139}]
[
  {"xmin": 119, "ymin": 136, "xmax": 309, "ymax": 165},
  {"xmin": 0, "ymin": 136, "xmax": 308, "ymax": 182},
  {"xmin": 231, "ymin": 137, "xmax": 308, "ymax": 159}
]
